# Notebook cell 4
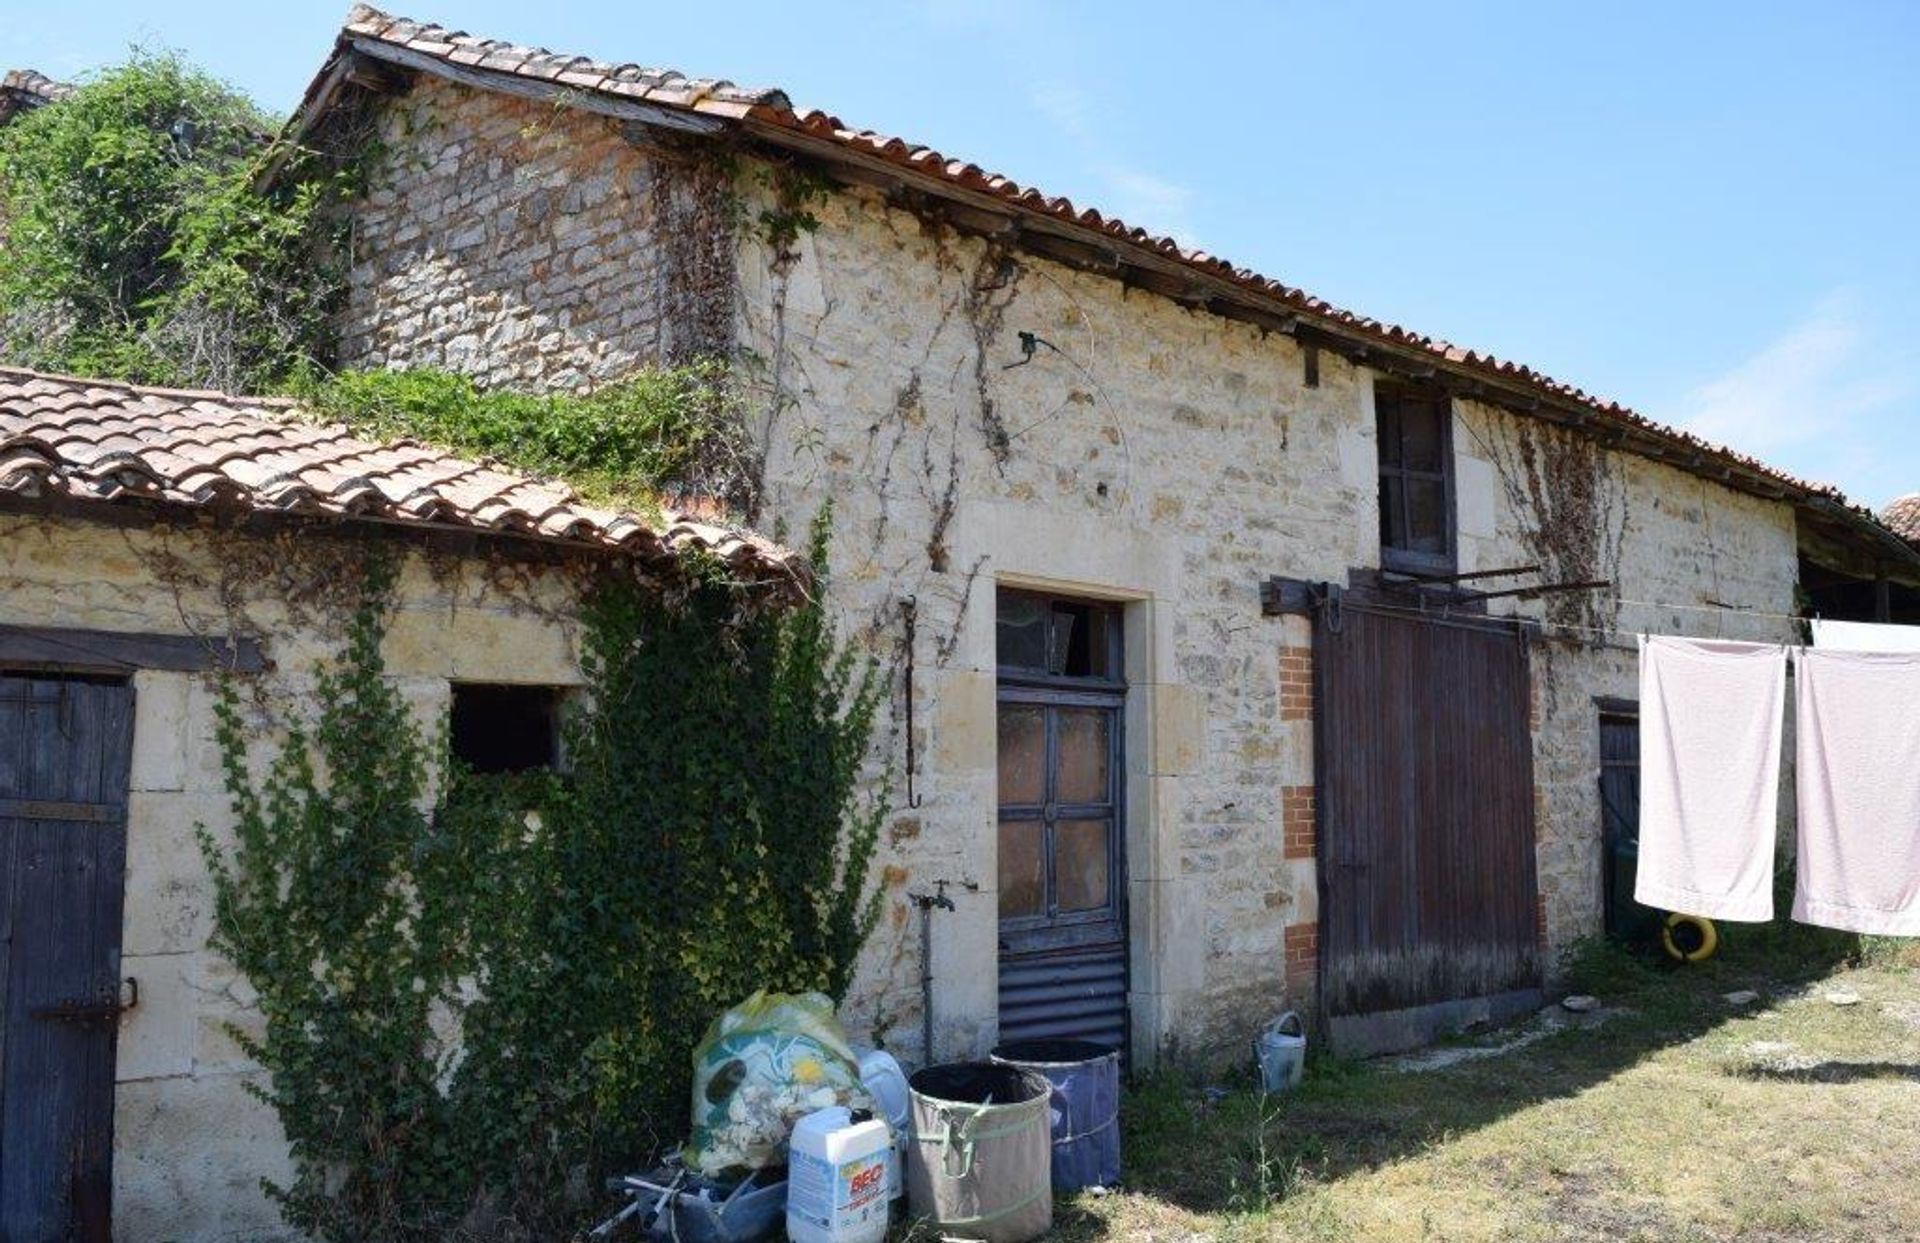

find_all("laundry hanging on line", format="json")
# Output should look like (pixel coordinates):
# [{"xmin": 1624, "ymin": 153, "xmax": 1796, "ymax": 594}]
[
  {"xmin": 1810, "ymin": 618, "xmax": 1920, "ymax": 653},
  {"xmin": 1633, "ymin": 634, "xmax": 1787, "ymax": 923},
  {"xmin": 1792, "ymin": 647, "xmax": 1920, "ymax": 935}
]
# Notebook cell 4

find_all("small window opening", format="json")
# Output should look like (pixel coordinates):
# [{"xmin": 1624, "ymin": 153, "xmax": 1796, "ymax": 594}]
[
  {"xmin": 450, "ymin": 684, "xmax": 564, "ymax": 773},
  {"xmin": 996, "ymin": 589, "xmax": 1120, "ymax": 680},
  {"xmin": 1376, "ymin": 381, "xmax": 1455, "ymax": 574}
]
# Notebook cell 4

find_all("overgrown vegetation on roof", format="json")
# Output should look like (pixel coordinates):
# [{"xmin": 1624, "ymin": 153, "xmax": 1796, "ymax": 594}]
[
  {"xmin": 0, "ymin": 53, "xmax": 754, "ymax": 514},
  {"xmin": 0, "ymin": 52, "xmax": 355, "ymax": 392},
  {"xmin": 293, "ymin": 364, "xmax": 757, "ymax": 514}
]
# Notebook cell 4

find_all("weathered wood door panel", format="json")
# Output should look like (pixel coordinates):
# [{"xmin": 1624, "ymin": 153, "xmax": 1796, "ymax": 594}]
[
  {"xmin": 994, "ymin": 591, "xmax": 1129, "ymax": 1057},
  {"xmin": 1314, "ymin": 606, "xmax": 1541, "ymax": 1055},
  {"xmin": 0, "ymin": 675, "xmax": 134, "ymax": 1243}
]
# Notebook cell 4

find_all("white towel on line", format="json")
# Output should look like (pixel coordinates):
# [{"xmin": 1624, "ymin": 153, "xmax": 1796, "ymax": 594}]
[
  {"xmin": 1810, "ymin": 618, "xmax": 1920, "ymax": 653},
  {"xmin": 1792, "ymin": 648, "xmax": 1920, "ymax": 935},
  {"xmin": 1634, "ymin": 635, "xmax": 1786, "ymax": 922}
]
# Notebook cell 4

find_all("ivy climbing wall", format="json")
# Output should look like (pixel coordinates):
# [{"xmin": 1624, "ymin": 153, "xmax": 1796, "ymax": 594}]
[{"xmin": 1452, "ymin": 402, "xmax": 1802, "ymax": 950}]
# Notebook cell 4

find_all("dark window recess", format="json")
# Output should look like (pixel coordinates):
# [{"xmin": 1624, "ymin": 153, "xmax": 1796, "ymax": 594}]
[
  {"xmin": 449, "ymin": 684, "xmax": 563, "ymax": 773},
  {"xmin": 1376, "ymin": 382, "xmax": 1456, "ymax": 574},
  {"xmin": 995, "ymin": 590, "xmax": 1119, "ymax": 680}
]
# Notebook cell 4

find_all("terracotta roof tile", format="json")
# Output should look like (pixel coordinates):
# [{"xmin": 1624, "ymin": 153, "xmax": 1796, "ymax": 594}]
[
  {"xmin": 1, "ymin": 68, "xmax": 75, "ymax": 106},
  {"xmin": 1882, "ymin": 495, "xmax": 1920, "ymax": 543},
  {"xmin": 304, "ymin": 8, "xmax": 1907, "ymax": 545},
  {"xmin": 0, "ymin": 367, "xmax": 805, "ymax": 590}
]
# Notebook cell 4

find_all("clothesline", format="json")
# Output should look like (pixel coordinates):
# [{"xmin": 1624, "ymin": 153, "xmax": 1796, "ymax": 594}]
[
  {"xmin": 1638, "ymin": 634, "xmax": 1920, "ymax": 936},
  {"xmin": 1339, "ymin": 590, "xmax": 1810, "ymax": 652}
]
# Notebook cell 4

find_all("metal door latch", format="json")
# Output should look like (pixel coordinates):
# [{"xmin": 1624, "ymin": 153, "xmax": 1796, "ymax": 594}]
[{"xmin": 30, "ymin": 977, "xmax": 138, "ymax": 1023}]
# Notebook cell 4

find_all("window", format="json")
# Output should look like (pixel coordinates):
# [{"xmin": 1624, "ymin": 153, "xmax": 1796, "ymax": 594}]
[
  {"xmin": 449, "ymin": 683, "xmax": 565, "ymax": 773},
  {"xmin": 995, "ymin": 590, "xmax": 1121, "ymax": 681},
  {"xmin": 1375, "ymin": 382, "xmax": 1455, "ymax": 574}
]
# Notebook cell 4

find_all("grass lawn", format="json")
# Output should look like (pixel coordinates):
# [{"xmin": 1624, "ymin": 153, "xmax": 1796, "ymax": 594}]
[{"xmin": 1054, "ymin": 936, "xmax": 1920, "ymax": 1242}]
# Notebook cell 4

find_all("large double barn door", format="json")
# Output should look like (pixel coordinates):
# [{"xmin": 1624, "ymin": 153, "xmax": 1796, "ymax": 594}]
[
  {"xmin": 1, "ymin": 675, "xmax": 134, "ymax": 1243},
  {"xmin": 1314, "ymin": 604, "xmax": 1542, "ymax": 1056}
]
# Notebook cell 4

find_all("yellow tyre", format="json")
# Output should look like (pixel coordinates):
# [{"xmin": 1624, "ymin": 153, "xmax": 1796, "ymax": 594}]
[{"xmin": 1661, "ymin": 912, "xmax": 1719, "ymax": 962}]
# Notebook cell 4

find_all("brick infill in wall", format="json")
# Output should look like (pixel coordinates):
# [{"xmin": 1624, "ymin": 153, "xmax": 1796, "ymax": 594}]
[
  {"xmin": 1279, "ymin": 644, "xmax": 1313, "ymax": 722},
  {"xmin": 1282, "ymin": 784, "xmax": 1316, "ymax": 859},
  {"xmin": 1284, "ymin": 920, "xmax": 1318, "ymax": 989}
]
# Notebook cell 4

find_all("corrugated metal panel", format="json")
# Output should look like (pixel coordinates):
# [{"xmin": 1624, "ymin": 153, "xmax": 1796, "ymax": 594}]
[
  {"xmin": 1315, "ymin": 605, "xmax": 1541, "ymax": 1025},
  {"xmin": 997, "ymin": 945, "xmax": 1128, "ymax": 1052}
]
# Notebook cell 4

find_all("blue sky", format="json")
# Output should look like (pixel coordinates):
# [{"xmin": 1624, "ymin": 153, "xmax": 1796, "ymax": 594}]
[{"xmin": 9, "ymin": 1, "xmax": 1917, "ymax": 508}]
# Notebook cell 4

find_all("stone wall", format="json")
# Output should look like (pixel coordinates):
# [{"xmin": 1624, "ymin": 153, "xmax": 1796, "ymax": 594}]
[
  {"xmin": 332, "ymin": 75, "xmax": 1806, "ymax": 1064},
  {"xmin": 0, "ymin": 513, "xmax": 588, "ymax": 1241},
  {"xmin": 340, "ymin": 75, "xmax": 734, "ymax": 386},
  {"xmin": 1451, "ymin": 403, "xmax": 1802, "ymax": 955}
]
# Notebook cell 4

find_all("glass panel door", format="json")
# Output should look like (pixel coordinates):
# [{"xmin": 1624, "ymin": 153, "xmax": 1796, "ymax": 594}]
[{"xmin": 995, "ymin": 697, "xmax": 1122, "ymax": 936}]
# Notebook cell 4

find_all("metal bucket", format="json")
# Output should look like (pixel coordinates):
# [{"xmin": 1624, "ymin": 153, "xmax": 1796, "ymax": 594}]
[
  {"xmin": 989, "ymin": 1038, "xmax": 1121, "ymax": 1191},
  {"xmin": 907, "ymin": 1062, "xmax": 1053, "ymax": 1243},
  {"xmin": 1255, "ymin": 1011, "xmax": 1306, "ymax": 1093}
]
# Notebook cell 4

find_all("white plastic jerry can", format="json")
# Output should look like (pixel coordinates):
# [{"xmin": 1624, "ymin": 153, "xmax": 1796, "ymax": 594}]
[{"xmin": 785, "ymin": 1106, "xmax": 892, "ymax": 1243}]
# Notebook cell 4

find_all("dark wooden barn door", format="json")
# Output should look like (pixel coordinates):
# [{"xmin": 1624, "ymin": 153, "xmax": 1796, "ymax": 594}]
[
  {"xmin": 1, "ymin": 675, "xmax": 134, "ymax": 1243},
  {"xmin": 995, "ymin": 591, "xmax": 1129, "ymax": 1056},
  {"xmin": 1314, "ymin": 606, "xmax": 1541, "ymax": 1055}
]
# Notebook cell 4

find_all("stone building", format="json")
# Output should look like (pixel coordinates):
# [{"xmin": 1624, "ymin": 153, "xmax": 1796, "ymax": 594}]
[
  {"xmin": 0, "ymin": 366, "xmax": 799, "ymax": 1240},
  {"xmin": 276, "ymin": 5, "xmax": 1920, "ymax": 1072}
]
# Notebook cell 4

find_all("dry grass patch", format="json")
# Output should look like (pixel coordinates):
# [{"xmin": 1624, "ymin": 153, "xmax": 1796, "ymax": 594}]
[{"xmin": 1058, "ymin": 946, "xmax": 1920, "ymax": 1242}]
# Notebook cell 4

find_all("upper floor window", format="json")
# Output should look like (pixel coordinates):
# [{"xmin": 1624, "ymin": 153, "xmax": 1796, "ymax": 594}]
[{"xmin": 1376, "ymin": 382, "xmax": 1455, "ymax": 574}]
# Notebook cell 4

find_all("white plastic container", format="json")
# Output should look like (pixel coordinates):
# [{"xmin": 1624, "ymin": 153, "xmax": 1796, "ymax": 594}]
[
  {"xmin": 856, "ymin": 1048, "xmax": 909, "ymax": 1201},
  {"xmin": 785, "ymin": 1106, "xmax": 891, "ymax": 1243}
]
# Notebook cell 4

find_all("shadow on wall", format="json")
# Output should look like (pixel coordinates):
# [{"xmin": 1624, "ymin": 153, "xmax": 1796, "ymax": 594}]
[{"xmin": 1075, "ymin": 901, "xmax": 1866, "ymax": 1227}]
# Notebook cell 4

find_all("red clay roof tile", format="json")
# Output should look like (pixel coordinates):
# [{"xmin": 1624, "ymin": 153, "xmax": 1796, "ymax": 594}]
[{"xmin": 0, "ymin": 367, "xmax": 805, "ymax": 590}]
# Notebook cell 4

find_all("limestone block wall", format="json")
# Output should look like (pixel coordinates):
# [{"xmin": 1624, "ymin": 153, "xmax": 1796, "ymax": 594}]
[
  {"xmin": 731, "ymin": 174, "xmax": 1381, "ymax": 1062},
  {"xmin": 0, "ymin": 513, "xmax": 588, "ymax": 1242},
  {"xmin": 329, "ymin": 73, "xmax": 1809, "ymax": 1059},
  {"xmin": 340, "ymin": 76, "xmax": 733, "ymax": 387},
  {"xmin": 1450, "ymin": 403, "xmax": 1801, "ymax": 959}
]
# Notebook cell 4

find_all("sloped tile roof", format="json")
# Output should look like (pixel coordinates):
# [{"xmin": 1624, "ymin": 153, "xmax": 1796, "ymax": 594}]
[
  {"xmin": 1883, "ymin": 494, "xmax": 1920, "ymax": 543},
  {"xmin": 305, "ymin": 7, "xmax": 1910, "ymax": 553},
  {"xmin": 0, "ymin": 68, "xmax": 74, "ymax": 123},
  {"xmin": 0, "ymin": 367, "xmax": 805, "ymax": 589}
]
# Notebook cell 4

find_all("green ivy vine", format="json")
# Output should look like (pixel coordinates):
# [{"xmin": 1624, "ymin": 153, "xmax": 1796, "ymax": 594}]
[{"xmin": 202, "ymin": 516, "xmax": 884, "ymax": 1241}]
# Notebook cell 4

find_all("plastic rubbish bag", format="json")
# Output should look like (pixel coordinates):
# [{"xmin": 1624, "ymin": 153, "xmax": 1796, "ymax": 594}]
[{"xmin": 683, "ymin": 990, "xmax": 872, "ymax": 1178}]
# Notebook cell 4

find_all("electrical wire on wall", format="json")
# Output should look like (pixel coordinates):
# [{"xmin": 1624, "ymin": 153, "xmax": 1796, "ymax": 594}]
[{"xmin": 999, "ymin": 262, "xmax": 1137, "ymax": 504}]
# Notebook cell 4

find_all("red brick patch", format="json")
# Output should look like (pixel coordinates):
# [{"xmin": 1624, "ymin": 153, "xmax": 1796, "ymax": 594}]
[
  {"xmin": 1284, "ymin": 921, "xmax": 1318, "ymax": 987},
  {"xmin": 1282, "ymin": 785, "xmax": 1316, "ymax": 859},
  {"xmin": 1279, "ymin": 645, "xmax": 1313, "ymax": 721}
]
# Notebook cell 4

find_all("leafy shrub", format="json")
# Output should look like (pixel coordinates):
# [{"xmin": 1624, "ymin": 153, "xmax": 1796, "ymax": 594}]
[
  {"xmin": 203, "ymin": 522, "xmax": 884, "ymax": 1240},
  {"xmin": 0, "ymin": 52, "xmax": 351, "ymax": 390}
]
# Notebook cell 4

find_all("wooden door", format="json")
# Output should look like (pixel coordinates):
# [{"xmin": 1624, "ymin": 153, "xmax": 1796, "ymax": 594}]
[
  {"xmin": 0, "ymin": 675, "xmax": 134, "ymax": 1243},
  {"xmin": 994, "ymin": 591, "xmax": 1128, "ymax": 1055},
  {"xmin": 1314, "ymin": 605, "xmax": 1541, "ymax": 1055}
]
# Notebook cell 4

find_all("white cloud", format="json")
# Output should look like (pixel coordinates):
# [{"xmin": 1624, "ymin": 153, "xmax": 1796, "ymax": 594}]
[
  {"xmin": 1669, "ymin": 289, "xmax": 1920, "ymax": 507},
  {"xmin": 1099, "ymin": 166, "xmax": 1199, "ymax": 248},
  {"xmin": 1029, "ymin": 81, "xmax": 1091, "ymax": 141},
  {"xmin": 1679, "ymin": 289, "xmax": 1910, "ymax": 459}
]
